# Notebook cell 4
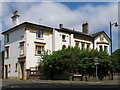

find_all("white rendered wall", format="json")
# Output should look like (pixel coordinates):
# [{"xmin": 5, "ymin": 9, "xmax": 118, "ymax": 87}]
[
  {"xmin": 54, "ymin": 30, "xmax": 71, "ymax": 51},
  {"xmin": 4, "ymin": 27, "xmax": 25, "ymax": 78},
  {"xmin": 25, "ymin": 29, "xmax": 53, "ymax": 69},
  {"xmin": 94, "ymin": 33, "xmax": 110, "ymax": 53}
]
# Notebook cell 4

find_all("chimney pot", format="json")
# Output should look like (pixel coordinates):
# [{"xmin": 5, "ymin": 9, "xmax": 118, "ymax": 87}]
[
  {"xmin": 59, "ymin": 24, "xmax": 63, "ymax": 29},
  {"xmin": 82, "ymin": 22, "xmax": 89, "ymax": 34},
  {"xmin": 11, "ymin": 10, "xmax": 20, "ymax": 27}
]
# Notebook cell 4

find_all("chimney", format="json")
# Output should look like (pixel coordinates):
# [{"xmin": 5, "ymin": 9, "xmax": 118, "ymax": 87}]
[
  {"xmin": 11, "ymin": 10, "xmax": 20, "ymax": 27},
  {"xmin": 82, "ymin": 22, "xmax": 89, "ymax": 34},
  {"xmin": 59, "ymin": 24, "xmax": 63, "ymax": 29}
]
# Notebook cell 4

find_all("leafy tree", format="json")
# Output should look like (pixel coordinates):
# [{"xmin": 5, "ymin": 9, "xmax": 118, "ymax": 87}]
[
  {"xmin": 110, "ymin": 49, "xmax": 120, "ymax": 73},
  {"xmin": 39, "ymin": 47, "xmax": 110, "ymax": 80}
]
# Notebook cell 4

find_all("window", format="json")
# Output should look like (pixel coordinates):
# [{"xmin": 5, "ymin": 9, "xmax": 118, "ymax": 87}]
[
  {"xmin": 86, "ymin": 44, "xmax": 90, "ymax": 49},
  {"xmin": 75, "ymin": 42, "xmax": 79, "ymax": 47},
  {"xmin": 6, "ymin": 34, "xmax": 9, "ymax": 43},
  {"xmin": 35, "ymin": 45, "xmax": 44, "ymax": 55},
  {"xmin": 15, "ymin": 63, "xmax": 17, "ymax": 72},
  {"xmin": 5, "ymin": 47, "xmax": 9, "ymax": 59},
  {"xmin": 62, "ymin": 35, "xmax": 66, "ymax": 42},
  {"xmin": 104, "ymin": 46, "xmax": 108, "ymax": 52},
  {"xmin": 81, "ymin": 42, "xmax": 85, "ymax": 49},
  {"xmin": 20, "ymin": 42, "xmax": 24, "ymax": 56},
  {"xmin": 36, "ymin": 30, "xmax": 43, "ymax": 38},
  {"xmin": 99, "ymin": 45, "xmax": 103, "ymax": 51},
  {"xmin": 9, "ymin": 64, "xmax": 11, "ymax": 72}
]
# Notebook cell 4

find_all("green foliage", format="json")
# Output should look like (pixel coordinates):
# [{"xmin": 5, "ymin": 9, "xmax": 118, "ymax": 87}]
[
  {"xmin": 39, "ymin": 47, "xmax": 111, "ymax": 79},
  {"xmin": 110, "ymin": 49, "xmax": 120, "ymax": 73}
]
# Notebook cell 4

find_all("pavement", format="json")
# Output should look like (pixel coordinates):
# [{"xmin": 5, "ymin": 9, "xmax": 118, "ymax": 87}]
[{"xmin": 1, "ymin": 79, "xmax": 120, "ymax": 89}]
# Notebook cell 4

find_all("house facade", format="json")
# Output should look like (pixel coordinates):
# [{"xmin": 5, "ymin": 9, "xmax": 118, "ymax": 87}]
[{"xmin": 2, "ymin": 11, "xmax": 111, "ymax": 80}]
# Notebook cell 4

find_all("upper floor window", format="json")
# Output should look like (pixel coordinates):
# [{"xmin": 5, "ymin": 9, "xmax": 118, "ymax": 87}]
[
  {"xmin": 62, "ymin": 35, "xmax": 66, "ymax": 42},
  {"xmin": 36, "ymin": 30, "xmax": 43, "ymax": 38},
  {"xmin": 6, "ymin": 34, "xmax": 9, "ymax": 43},
  {"xmin": 5, "ymin": 46, "xmax": 9, "ymax": 59},
  {"xmin": 81, "ymin": 42, "xmax": 85, "ymax": 49},
  {"xmin": 35, "ymin": 43, "xmax": 45, "ymax": 55},
  {"xmin": 20, "ymin": 42, "xmax": 24, "ymax": 56}
]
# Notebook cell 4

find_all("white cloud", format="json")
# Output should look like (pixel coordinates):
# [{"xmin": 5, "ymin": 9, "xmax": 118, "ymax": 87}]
[
  {"xmin": 2, "ymin": 2, "xmax": 118, "ymax": 32},
  {"xmin": 1, "ymin": 2, "xmax": 118, "ymax": 50}
]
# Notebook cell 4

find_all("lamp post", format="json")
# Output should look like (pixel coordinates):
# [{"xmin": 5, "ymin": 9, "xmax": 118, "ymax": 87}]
[
  {"xmin": 94, "ymin": 57, "xmax": 99, "ymax": 81},
  {"xmin": 110, "ymin": 22, "xmax": 118, "ymax": 55}
]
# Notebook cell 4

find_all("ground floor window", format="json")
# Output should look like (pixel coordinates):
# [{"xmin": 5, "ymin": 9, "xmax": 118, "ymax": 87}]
[
  {"xmin": 81, "ymin": 42, "xmax": 85, "ymax": 49},
  {"xmin": 104, "ymin": 46, "xmax": 108, "ymax": 52},
  {"xmin": 9, "ymin": 64, "xmax": 11, "ymax": 72},
  {"xmin": 99, "ymin": 45, "xmax": 103, "ymax": 51},
  {"xmin": 62, "ymin": 45, "xmax": 66, "ymax": 49},
  {"xmin": 35, "ymin": 42, "xmax": 45, "ymax": 55},
  {"xmin": 86, "ymin": 44, "xmax": 90, "ymax": 49}
]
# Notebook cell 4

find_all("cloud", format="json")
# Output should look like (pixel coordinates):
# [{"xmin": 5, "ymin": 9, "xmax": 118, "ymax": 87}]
[
  {"xmin": 2, "ymin": 2, "xmax": 118, "ymax": 31},
  {"xmin": 1, "ymin": 2, "xmax": 118, "ymax": 51}
]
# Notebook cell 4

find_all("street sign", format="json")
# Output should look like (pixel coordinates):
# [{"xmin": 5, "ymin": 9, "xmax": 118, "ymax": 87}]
[{"xmin": 94, "ymin": 62, "xmax": 99, "ymax": 65}]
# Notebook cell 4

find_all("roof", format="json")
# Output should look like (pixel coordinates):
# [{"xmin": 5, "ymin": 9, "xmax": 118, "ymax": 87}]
[
  {"xmin": 90, "ymin": 31, "xmax": 104, "ymax": 37},
  {"xmin": 90, "ymin": 31, "xmax": 111, "ymax": 41},
  {"xmin": 1, "ymin": 22, "xmax": 53, "ymax": 34},
  {"xmin": 1, "ymin": 21, "xmax": 110, "ymax": 41},
  {"xmin": 55, "ymin": 28, "xmax": 93, "ymax": 38}
]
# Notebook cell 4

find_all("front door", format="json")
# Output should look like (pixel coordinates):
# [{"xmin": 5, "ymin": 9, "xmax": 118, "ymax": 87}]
[
  {"xmin": 20, "ymin": 62, "xmax": 24, "ymax": 80},
  {"xmin": 5, "ymin": 65, "xmax": 8, "ymax": 79}
]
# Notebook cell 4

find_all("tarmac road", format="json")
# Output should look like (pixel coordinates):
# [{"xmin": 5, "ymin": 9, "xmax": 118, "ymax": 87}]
[{"xmin": 1, "ymin": 79, "xmax": 120, "ymax": 89}]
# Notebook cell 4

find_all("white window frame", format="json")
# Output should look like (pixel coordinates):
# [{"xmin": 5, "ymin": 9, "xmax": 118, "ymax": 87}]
[
  {"xmin": 62, "ymin": 35, "xmax": 66, "ymax": 42},
  {"xmin": 5, "ymin": 46, "xmax": 9, "ymax": 59},
  {"xmin": 36, "ymin": 30, "xmax": 43, "ymax": 38},
  {"xmin": 20, "ymin": 42, "xmax": 24, "ymax": 56},
  {"xmin": 35, "ymin": 44, "xmax": 45, "ymax": 55}
]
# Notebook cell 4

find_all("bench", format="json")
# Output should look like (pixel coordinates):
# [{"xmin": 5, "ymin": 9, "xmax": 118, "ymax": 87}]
[{"xmin": 72, "ymin": 74, "xmax": 82, "ymax": 81}]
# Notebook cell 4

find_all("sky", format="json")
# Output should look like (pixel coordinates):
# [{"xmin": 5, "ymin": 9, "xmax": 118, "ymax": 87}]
[{"xmin": 0, "ymin": 0, "xmax": 119, "ymax": 52}]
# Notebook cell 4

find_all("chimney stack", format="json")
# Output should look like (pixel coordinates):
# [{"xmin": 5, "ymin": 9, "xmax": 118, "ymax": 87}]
[
  {"xmin": 82, "ymin": 22, "xmax": 89, "ymax": 34},
  {"xmin": 59, "ymin": 24, "xmax": 63, "ymax": 29},
  {"xmin": 11, "ymin": 10, "xmax": 20, "ymax": 27}
]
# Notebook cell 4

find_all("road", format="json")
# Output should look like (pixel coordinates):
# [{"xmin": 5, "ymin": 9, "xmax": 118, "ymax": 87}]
[{"xmin": 1, "ymin": 79, "xmax": 120, "ymax": 89}]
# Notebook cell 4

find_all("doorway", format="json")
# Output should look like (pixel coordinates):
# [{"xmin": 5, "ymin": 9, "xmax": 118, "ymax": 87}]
[
  {"xmin": 5, "ymin": 65, "xmax": 8, "ymax": 79},
  {"xmin": 20, "ymin": 62, "xmax": 25, "ymax": 80}
]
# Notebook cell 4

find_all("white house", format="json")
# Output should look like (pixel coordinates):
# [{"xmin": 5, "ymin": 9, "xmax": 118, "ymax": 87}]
[{"xmin": 2, "ymin": 11, "xmax": 111, "ymax": 80}]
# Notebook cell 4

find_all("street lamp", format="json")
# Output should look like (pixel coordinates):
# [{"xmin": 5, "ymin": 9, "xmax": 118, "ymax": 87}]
[{"xmin": 110, "ymin": 22, "xmax": 118, "ymax": 55}]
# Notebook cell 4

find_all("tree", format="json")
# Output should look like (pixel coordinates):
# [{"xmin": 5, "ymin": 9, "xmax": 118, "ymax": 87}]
[
  {"xmin": 110, "ymin": 49, "xmax": 120, "ymax": 73},
  {"xmin": 39, "ymin": 47, "xmax": 110, "ymax": 80}
]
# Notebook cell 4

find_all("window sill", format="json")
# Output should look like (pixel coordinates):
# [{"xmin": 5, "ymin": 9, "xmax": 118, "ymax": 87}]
[
  {"xmin": 6, "ymin": 57, "xmax": 9, "ymax": 59},
  {"xmin": 35, "ymin": 54, "xmax": 41, "ymax": 56},
  {"xmin": 62, "ymin": 40, "xmax": 66, "ymax": 42},
  {"xmin": 35, "ymin": 54, "xmax": 44, "ymax": 57},
  {"xmin": 20, "ymin": 54, "xmax": 24, "ymax": 56},
  {"xmin": 36, "ymin": 38, "xmax": 44, "ymax": 40}
]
